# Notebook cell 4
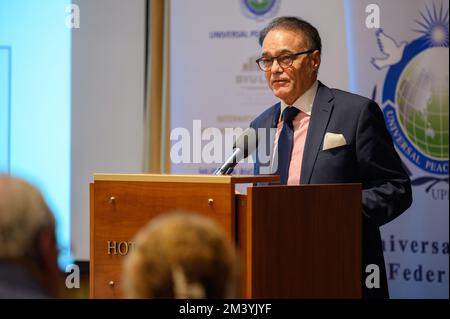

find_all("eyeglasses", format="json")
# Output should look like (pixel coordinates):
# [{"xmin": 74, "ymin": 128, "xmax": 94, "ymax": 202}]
[{"xmin": 255, "ymin": 50, "xmax": 315, "ymax": 71}]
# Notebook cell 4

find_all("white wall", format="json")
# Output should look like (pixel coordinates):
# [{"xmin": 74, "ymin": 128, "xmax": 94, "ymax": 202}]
[{"xmin": 71, "ymin": 0, "xmax": 146, "ymax": 261}]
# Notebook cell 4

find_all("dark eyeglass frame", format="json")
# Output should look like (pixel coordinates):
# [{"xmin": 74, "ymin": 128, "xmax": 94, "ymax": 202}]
[{"xmin": 255, "ymin": 50, "xmax": 315, "ymax": 71}]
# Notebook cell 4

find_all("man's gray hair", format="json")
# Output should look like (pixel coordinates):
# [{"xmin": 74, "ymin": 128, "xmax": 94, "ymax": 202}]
[
  {"xmin": 0, "ymin": 175, "xmax": 55, "ymax": 260},
  {"xmin": 259, "ymin": 16, "xmax": 322, "ymax": 54}
]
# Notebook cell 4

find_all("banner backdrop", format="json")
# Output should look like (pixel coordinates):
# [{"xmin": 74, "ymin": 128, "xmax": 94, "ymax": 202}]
[
  {"xmin": 170, "ymin": 0, "xmax": 448, "ymax": 298},
  {"xmin": 346, "ymin": 0, "xmax": 448, "ymax": 298},
  {"xmin": 170, "ymin": 0, "xmax": 349, "ymax": 177}
]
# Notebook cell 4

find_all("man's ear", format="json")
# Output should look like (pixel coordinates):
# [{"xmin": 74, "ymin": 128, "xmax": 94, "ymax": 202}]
[
  {"xmin": 37, "ymin": 227, "xmax": 57, "ymax": 268},
  {"xmin": 312, "ymin": 50, "xmax": 321, "ymax": 71},
  {"xmin": 37, "ymin": 227, "xmax": 56, "ymax": 262},
  {"xmin": 36, "ymin": 226, "xmax": 62, "ymax": 297}
]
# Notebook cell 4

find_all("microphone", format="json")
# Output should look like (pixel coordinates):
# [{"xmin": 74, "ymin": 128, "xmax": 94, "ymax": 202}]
[{"xmin": 214, "ymin": 128, "xmax": 257, "ymax": 175}]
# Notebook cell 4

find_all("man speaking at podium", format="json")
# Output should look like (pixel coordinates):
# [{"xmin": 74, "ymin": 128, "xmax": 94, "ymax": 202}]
[{"xmin": 250, "ymin": 17, "xmax": 412, "ymax": 298}]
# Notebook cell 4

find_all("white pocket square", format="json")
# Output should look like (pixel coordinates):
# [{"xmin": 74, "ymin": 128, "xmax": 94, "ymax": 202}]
[{"xmin": 323, "ymin": 132, "xmax": 347, "ymax": 150}]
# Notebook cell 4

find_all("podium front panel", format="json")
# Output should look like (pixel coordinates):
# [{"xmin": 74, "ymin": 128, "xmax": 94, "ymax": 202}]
[{"xmin": 90, "ymin": 180, "xmax": 234, "ymax": 298}]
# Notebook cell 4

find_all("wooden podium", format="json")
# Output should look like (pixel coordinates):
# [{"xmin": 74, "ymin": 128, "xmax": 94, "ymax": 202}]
[{"xmin": 90, "ymin": 174, "xmax": 361, "ymax": 298}]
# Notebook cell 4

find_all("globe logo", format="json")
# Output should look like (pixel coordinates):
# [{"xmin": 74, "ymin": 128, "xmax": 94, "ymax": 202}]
[
  {"xmin": 377, "ymin": 3, "xmax": 449, "ymax": 175},
  {"xmin": 240, "ymin": 0, "xmax": 280, "ymax": 21},
  {"xmin": 396, "ymin": 47, "xmax": 449, "ymax": 160},
  {"xmin": 245, "ymin": 0, "xmax": 275, "ymax": 15}
]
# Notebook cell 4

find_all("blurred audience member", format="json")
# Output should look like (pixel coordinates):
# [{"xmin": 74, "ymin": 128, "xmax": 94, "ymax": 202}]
[
  {"xmin": 0, "ymin": 175, "xmax": 62, "ymax": 298},
  {"xmin": 123, "ymin": 211, "xmax": 239, "ymax": 298}
]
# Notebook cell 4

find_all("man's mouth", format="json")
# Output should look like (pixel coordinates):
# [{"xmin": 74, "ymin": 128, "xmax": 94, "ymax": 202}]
[{"xmin": 272, "ymin": 79, "xmax": 289, "ymax": 87}]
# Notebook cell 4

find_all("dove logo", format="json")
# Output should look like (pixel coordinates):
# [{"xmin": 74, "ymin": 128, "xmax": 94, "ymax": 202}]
[
  {"xmin": 373, "ymin": 3, "xmax": 449, "ymax": 177},
  {"xmin": 371, "ymin": 29, "xmax": 407, "ymax": 70}
]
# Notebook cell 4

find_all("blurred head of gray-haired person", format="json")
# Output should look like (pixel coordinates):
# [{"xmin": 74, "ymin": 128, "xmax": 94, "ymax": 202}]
[{"xmin": 0, "ymin": 175, "xmax": 62, "ymax": 298}]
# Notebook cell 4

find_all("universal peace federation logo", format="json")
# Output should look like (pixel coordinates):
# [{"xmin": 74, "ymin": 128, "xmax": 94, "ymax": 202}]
[
  {"xmin": 373, "ymin": 2, "xmax": 449, "ymax": 177},
  {"xmin": 240, "ymin": 0, "xmax": 280, "ymax": 21}
]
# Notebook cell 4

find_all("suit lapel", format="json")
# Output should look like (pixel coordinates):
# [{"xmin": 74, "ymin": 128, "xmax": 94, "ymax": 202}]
[
  {"xmin": 267, "ymin": 102, "xmax": 281, "ymax": 129},
  {"xmin": 255, "ymin": 103, "xmax": 280, "ymax": 175},
  {"xmin": 300, "ymin": 82, "xmax": 334, "ymax": 184},
  {"xmin": 266, "ymin": 103, "xmax": 280, "ymax": 174}
]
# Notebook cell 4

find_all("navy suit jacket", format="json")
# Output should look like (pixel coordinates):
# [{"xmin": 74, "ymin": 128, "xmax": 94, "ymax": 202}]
[{"xmin": 250, "ymin": 81, "xmax": 412, "ymax": 298}]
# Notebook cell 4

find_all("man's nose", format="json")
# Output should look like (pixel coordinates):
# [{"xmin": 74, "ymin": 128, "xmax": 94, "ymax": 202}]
[{"xmin": 270, "ymin": 58, "xmax": 283, "ymax": 73}]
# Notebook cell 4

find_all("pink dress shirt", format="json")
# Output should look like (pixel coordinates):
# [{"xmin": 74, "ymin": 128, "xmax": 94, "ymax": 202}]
[{"xmin": 273, "ymin": 81, "xmax": 318, "ymax": 185}]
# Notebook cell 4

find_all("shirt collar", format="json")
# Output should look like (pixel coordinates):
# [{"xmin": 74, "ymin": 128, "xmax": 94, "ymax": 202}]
[{"xmin": 280, "ymin": 80, "xmax": 318, "ymax": 116}]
